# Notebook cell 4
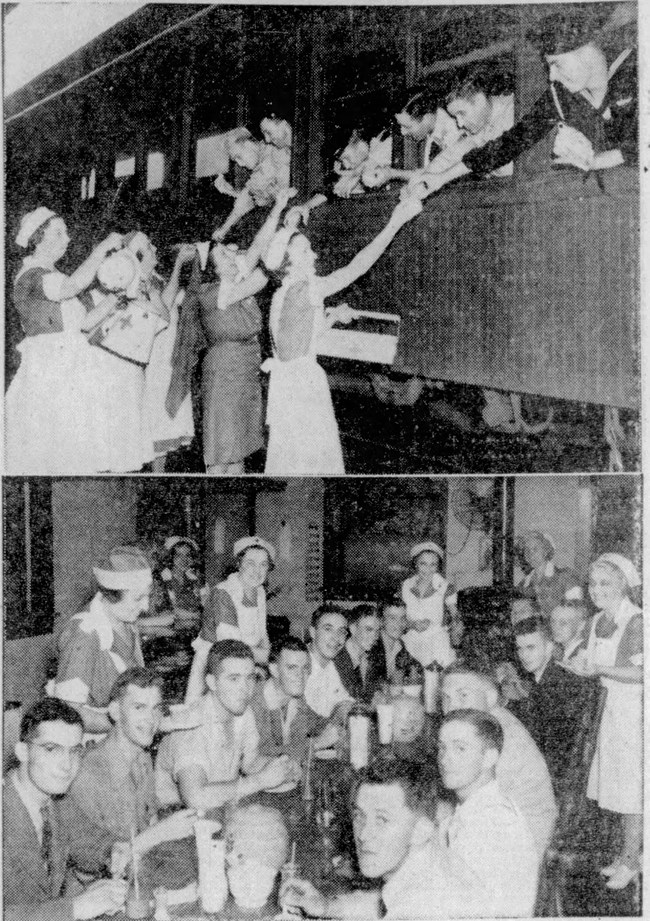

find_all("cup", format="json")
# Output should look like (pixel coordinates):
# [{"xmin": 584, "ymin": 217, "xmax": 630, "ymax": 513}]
[
  {"xmin": 194, "ymin": 819, "xmax": 227, "ymax": 914},
  {"xmin": 349, "ymin": 713, "xmax": 370, "ymax": 770},
  {"xmin": 403, "ymin": 684, "xmax": 422, "ymax": 699},
  {"xmin": 376, "ymin": 702, "xmax": 394, "ymax": 745}
]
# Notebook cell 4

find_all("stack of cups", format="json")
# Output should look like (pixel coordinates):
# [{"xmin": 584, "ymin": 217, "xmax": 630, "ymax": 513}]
[{"xmin": 194, "ymin": 818, "xmax": 228, "ymax": 914}]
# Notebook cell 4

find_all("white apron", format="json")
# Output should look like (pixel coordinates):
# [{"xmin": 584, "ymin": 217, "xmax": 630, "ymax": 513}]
[
  {"xmin": 401, "ymin": 575, "xmax": 456, "ymax": 668},
  {"xmin": 215, "ymin": 573, "xmax": 268, "ymax": 659},
  {"xmin": 586, "ymin": 598, "xmax": 643, "ymax": 813},
  {"xmin": 263, "ymin": 277, "xmax": 344, "ymax": 475}
]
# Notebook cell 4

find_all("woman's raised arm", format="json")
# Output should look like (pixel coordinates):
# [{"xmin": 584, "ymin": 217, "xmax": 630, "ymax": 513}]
[{"xmin": 318, "ymin": 197, "xmax": 422, "ymax": 299}]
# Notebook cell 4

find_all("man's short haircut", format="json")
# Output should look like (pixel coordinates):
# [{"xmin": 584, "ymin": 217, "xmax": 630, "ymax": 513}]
[
  {"xmin": 20, "ymin": 698, "xmax": 84, "ymax": 743},
  {"xmin": 441, "ymin": 661, "xmax": 500, "ymax": 696},
  {"xmin": 353, "ymin": 755, "xmax": 439, "ymax": 819},
  {"xmin": 109, "ymin": 666, "xmax": 165, "ymax": 704},
  {"xmin": 513, "ymin": 616, "xmax": 553, "ymax": 642},
  {"xmin": 511, "ymin": 594, "xmax": 541, "ymax": 613},
  {"xmin": 311, "ymin": 604, "xmax": 347, "ymax": 629},
  {"xmin": 379, "ymin": 593, "xmax": 407, "ymax": 616},
  {"xmin": 347, "ymin": 603, "xmax": 380, "ymax": 626},
  {"xmin": 442, "ymin": 708, "xmax": 504, "ymax": 755},
  {"xmin": 552, "ymin": 599, "xmax": 587, "ymax": 617},
  {"xmin": 445, "ymin": 64, "xmax": 494, "ymax": 105},
  {"xmin": 270, "ymin": 634, "xmax": 309, "ymax": 662},
  {"xmin": 207, "ymin": 639, "xmax": 255, "ymax": 676}
]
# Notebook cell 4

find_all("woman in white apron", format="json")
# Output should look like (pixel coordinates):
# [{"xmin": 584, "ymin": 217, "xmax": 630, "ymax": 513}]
[
  {"xmin": 50, "ymin": 547, "xmax": 152, "ymax": 736},
  {"xmin": 401, "ymin": 541, "xmax": 457, "ymax": 668},
  {"xmin": 6, "ymin": 207, "xmax": 124, "ymax": 474},
  {"xmin": 185, "ymin": 537, "xmax": 275, "ymax": 703},
  {"xmin": 262, "ymin": 196, "xmax": 422, "ymax": 475},
  {"xmin": 562, "ymin": 553, "xmax": 642, "ymax": 891}
]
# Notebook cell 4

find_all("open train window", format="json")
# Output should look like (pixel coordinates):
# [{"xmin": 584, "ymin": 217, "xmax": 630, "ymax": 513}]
[
  {"xmin": 195, "ymin": 132, "xmax": 231, "ymax": 180},
  {"xmin": 146, "ymin": 151, "xmax": 165, "ymax": 192},
  {"xmin": 114, "ymin": 154, "xmax": 135, "ymax": 180},
  {"xmin": 80, "ymin": 167, "xmax": 96, "ymax": 201}
]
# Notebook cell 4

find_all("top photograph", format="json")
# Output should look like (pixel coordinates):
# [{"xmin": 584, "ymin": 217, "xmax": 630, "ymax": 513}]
[{"xmin": 3, "ymin": 1, "xmax": 640, "ymax": 477}]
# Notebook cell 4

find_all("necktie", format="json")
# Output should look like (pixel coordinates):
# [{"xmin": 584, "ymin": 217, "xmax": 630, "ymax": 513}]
[
  {"xmin": 595, "ymin": 614, "xmax": 618, "ymax": 639},
  {"xmin": 378, "ymin": 893, "xmax": 388, "ymax": 918},
  {"xmin": 40, "ymin": 804, "xmax": 53, "ymax": 878}
]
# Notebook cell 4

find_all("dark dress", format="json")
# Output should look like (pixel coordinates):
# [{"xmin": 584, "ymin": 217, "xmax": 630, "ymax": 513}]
[
  {"xmin": 199, "ymin": 281, "xmax": 264, "ymax": 466},
  {"xmin": 463, "ymin": 49, "xmax": 637, "ymax": 177}
]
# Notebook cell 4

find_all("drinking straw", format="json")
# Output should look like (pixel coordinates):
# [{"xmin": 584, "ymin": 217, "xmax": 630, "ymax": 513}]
[
  {"xmin": 290, "ymin": 842, "xmax": 296, "ymax": 867},
  {"xmin": 131, "ymin": 827, "xmax": 140, "ymax": 901}
]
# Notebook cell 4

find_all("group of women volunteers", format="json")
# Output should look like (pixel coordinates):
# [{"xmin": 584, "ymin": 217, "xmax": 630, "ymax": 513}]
[
  {"xmin": 46, "ymin": 528, "xmax": 643, "ymax": 890},
  {"xmin": 6, "ymin": 209, "xmax": 196, "ymax": 475}
]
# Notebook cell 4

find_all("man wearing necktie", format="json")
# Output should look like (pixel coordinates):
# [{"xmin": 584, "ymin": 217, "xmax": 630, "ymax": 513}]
[
  {"xmin": 251, "ymin": 636, "xmax": 340, "ymax": 762},
  {"xmin": 4, "ymin": 698, "xmax": 126, "ymax": 921}
]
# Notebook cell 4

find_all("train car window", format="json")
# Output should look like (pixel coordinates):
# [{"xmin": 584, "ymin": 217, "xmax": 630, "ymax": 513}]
[
  {"xmin": 146, "ymin": 152, "xmax": 165, "ymax": 192},
  {"xmin": 80, "ymin": 168, "xmax": 97, "ymax": 201},
  {"xmin": 195, "ymin": 133, "xmax": 231, "ymax": 180},
  {"xmin": 115, "ymin": 155, "xmax": 135, "ymax": 180}
]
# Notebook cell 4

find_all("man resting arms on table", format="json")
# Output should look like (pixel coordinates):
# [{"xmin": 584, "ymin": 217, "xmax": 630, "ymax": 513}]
[
  {"xmin": 281, "ymin": 757, "xmax": 488, "ymax": 919},
  {"xmin": 155, "ymin": 640, "xmax": 299, "ymax": 809}
]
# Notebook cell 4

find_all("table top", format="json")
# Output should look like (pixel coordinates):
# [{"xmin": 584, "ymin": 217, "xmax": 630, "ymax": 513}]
[{"xmin": 122, "ymin": 760, "xmax": 371, "ymax": 921}]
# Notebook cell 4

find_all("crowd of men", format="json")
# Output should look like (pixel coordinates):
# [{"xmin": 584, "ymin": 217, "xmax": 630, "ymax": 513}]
[{"xmin": 5, "ymin": 582, "xmax": 609, "ymax": 921}]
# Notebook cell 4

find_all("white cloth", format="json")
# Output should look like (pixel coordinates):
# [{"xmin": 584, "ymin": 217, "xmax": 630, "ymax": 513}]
[
  {"xmin": 304, "ymin": 651, "xmax": 352, "ymax": 719},
  {"xmin": 154, "ymin": 694, "xmax": 260, "ymax": 806},
  {"xmin": 215, "ymin": 573, "xmax": 268, "ymax": 657},
  {"xmin": 492, "ymin": 705, "xmax": 557, "ymax": 858},
  {"xmin": 381, "ymin": 836, "xmax": 487, "ymax": 919},
  {"xmin": 263, "ymin": 277, "xmax": 344, "ymax": 475},
  {"xmin": 87, "ymin": 290, "xmax": 154, "ymax": 472},
  {"xmin": 443, "ymin": 780, "xmax": 539, "ymax": 918},
  {"xmin": 401, "ymin": 575, "xmax": 456, "ymax": 668},
  {"xmin": 586, "ymin": 597, "xmax": 643, "ymax": 813},
  {"xmin": 5, "ymin": 274, "xmax": 110, "ymax": 475},
  {"xmin": 143, "ymin": 294, "xmax": 194, "ymax": 457}
]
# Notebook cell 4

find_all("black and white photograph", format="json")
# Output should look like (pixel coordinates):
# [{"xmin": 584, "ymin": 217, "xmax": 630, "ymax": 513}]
[
  {"xmin": 1, "ymin": 2, "xmax": 645, "ymax": 920},
  {"xmin": 2, "ymin": 1, "xmax": 640, "ymax": 476},
  {"xmin": 2, "ymin": 474, "xmax": 643, "ymax": 917}
]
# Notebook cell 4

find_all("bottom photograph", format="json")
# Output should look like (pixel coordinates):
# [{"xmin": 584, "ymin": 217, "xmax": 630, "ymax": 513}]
[{"xmin": 3, "ymin": 474, "xmax": 642, "ymax": 919}]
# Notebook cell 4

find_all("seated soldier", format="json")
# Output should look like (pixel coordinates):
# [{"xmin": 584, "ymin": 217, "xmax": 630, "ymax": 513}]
[
  {"xmin": 67, "ymin": 668, "xmax": 197, "ymax": 867},
  {"xmin": 281, "ymin": 756, "xmax": 488, "ymax": 919},
  {"xmin": 368, "ymin": 595, "xmax": 423, "ymax": 686},
  {"xmin": 4, "ymin": 698, "xmax": 126, "ymax": 921},
  {"xmin": 513, "ymin": 616, "xmax": 595, "ymax": 787},
  {"xmin": 441, "ymin": 663, "xmax": 557, "ymax": 857},
  {"xmin": 438, "ymin": 709, "xmax": 539, "ymax": 918},
  {"xmin": 334, "ymin": 605, "xmax": 384, "ymax": 703},
  {"xmin": 304, "ymin": 606, "xmax": 354, "ymax": 719},
  {"xmin": 550, "ymin": 596, "xmax": 590, "ymax": 664},
  {"xmin": 155, "ymin": 640, "xmax": 298, "ymax": 809},
  {"xmin": 250, "ymin": 635, "xmax": 339, "ymax": 760}
]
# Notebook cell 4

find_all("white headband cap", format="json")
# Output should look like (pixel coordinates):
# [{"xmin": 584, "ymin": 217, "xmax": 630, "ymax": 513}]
[
  {"xmin": 233, "ymin": 535, "xmax": 276, "ymax": 563},
  {"xmin": 593, "ymin": 553, "xmax": 641, "ymax": 589},
  {"xmin": 94, "ymin": 546, "xmax": 152, "ymax": 591},
  {"xmin": 410, "ymin": 541, "xmax": 444, "ymax": 560},
  {"xmin": 15, "ymin": 207, "xmax": 56, "ymax": 248},
  {"xmin": 165, "ymin": 536, "xmax": 199, "ymax": 553}
]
